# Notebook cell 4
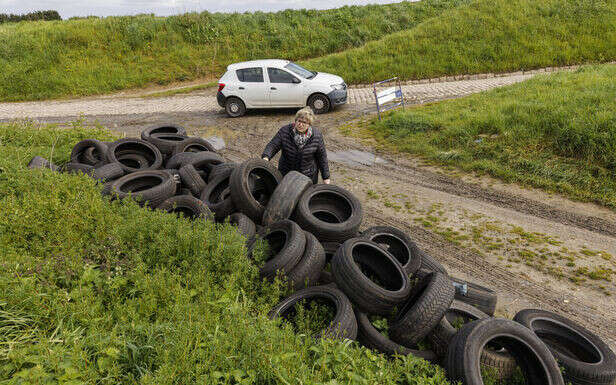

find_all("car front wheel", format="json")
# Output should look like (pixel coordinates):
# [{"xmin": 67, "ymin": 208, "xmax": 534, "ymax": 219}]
[
  {"xmin": 308, "ymin": 94, "xmax": 331, "ymax": 114},
  {"xmin": 225, "ymin": 97, "xmax": 246, "ymax": 118}
]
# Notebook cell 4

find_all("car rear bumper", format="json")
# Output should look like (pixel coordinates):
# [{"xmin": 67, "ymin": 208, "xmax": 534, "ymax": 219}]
[
  {"xmin": 217, "ymin": 91, "xmax": 226, "ymax": 107},
  {"xmin": 328, "ymin": 88, "xmax": 348, "ymax": 106}
]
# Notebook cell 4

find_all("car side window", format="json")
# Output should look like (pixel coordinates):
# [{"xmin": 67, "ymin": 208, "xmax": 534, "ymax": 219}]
[
  {"xmin": 236, "ymin": 68, "xmax": 263, "ymax": 82},
  {"xmin": 267, "ymin": 68, "xmax": 298, "ymax": 84}
]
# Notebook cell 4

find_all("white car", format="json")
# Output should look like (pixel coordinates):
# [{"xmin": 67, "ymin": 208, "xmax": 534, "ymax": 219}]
[{"xmin": 217, "ymin": 59, "xmax": 347, "ymax": 117}]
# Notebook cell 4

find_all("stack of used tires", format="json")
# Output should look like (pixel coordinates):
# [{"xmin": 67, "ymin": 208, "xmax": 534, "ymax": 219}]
[{"xmin": 29, "ymin": 125, "xmax": 616, "ymax": 385}]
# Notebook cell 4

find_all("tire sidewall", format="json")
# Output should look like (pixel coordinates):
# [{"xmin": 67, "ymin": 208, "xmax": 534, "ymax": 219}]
[
  {"xmin": 226, "ymin": 97, "xmax": 246, "ymax": 118},
  {"xmin": 308, "ymin": 94, "xmax": 330, "ymax": 114}
]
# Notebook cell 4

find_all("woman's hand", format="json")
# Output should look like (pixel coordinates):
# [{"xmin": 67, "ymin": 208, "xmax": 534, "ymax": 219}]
[{"xmin": 323, "ymin": 179, "xmax": 331, "ymax": 184}]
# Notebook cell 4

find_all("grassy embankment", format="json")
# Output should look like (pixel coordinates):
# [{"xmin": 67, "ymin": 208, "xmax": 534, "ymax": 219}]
[
  {"xmin": 0, "ymin": 0, "xmax": 466, "ymax": 102},
  {"xmin": 2, "ymin": 0, "xmax": 614, "ymax": 102},
  {"xmin": 0, "ymin": 122, "xmax": 452, "ymax": 383},
  {"xmin": 361, "ymin": 64, "xmax": 616, "ymax": 209},
  {"xmin": 304, "ymin": 0, "xmax": 616, "ymax": 83}
]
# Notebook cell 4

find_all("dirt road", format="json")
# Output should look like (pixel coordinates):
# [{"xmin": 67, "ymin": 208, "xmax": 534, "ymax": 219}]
[{"xmin": 4, "ymin": 72, "xmax": 615, "ymax": 350}]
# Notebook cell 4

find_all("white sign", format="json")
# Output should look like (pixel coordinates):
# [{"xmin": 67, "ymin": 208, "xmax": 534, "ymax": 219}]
[{"xmin": 377, "ymin": 87, "xmax": 397, "ymax": 104}]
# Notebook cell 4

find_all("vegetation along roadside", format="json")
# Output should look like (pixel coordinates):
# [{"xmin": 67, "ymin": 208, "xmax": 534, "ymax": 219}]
[
  {"xmin": 0, "ymin": 0, "xmax": 466, "ymax": 102},
  {"xmin": 357, "ymin": 64, "xmax": 616, "ymax": 209}
]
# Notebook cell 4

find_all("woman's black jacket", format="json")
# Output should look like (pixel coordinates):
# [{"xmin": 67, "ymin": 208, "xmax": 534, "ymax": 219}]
[{"xmin": 261, "ymin": 123, "xmax": 330, "ymax": 183}]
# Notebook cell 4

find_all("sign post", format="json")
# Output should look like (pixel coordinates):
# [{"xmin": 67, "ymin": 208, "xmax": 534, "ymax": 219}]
[{"xmin": 373, "ymin": 77, "xmax": 405, "ymax": 120}]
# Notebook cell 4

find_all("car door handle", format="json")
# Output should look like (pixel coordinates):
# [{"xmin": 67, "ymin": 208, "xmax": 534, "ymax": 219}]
[
  {"xmin": 239, "ymin": 87, "xmax": 245, "ymax": 90},
  {"xmin": 270, "ymin": 87, "xmax": 277, "ymax": 90}
]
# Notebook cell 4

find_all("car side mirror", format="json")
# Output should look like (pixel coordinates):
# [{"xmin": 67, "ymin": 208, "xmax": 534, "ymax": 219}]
[{"xmin": 292, "ymin": 78, "xmax": 301, "ymax": 84}]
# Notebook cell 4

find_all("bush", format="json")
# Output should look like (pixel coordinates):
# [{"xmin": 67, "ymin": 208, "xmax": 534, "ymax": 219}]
[{"xmin": 0, "ymin": 10, "xmax": 61, "ymax": 24}]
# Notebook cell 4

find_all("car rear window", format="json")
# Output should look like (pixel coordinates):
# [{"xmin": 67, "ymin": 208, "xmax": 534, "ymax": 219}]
[{"xmin": 236, "ymin": 68, "xmax": 263, "ymax": 82}]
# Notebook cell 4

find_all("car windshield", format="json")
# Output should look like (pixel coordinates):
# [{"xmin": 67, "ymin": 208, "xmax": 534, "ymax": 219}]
[{"xmin": 284, "ymin": 62, "xmax": 316, "ymax": 79}]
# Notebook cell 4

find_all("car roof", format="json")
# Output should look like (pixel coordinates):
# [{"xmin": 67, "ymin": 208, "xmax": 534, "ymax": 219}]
[{"xmin": 227, "ymin": 59, "xmax": 290, "ymax": 70}]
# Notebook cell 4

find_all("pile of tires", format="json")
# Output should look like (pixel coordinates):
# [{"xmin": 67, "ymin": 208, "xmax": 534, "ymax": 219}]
[
  {"xmin": 29, "ymin": 124, "xmax": 222, "ymax": 219},
  {"xmin": 29, "ymin": 125, "xmax": 616, "ymax": 385}
]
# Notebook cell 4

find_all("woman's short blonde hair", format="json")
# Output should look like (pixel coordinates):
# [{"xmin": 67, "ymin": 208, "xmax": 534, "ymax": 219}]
[{"xmin": 295, "ymin": 107, "xmax": 315, "ymax": 125}]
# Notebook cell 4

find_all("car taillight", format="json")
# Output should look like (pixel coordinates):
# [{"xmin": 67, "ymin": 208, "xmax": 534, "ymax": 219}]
[{"xmin": 218, "ymin": 83, "xmax": 225, "ymax": 92}]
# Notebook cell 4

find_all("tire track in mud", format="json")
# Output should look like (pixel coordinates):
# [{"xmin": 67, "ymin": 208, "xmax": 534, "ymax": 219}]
[
  {"xmin": 320, "ymin": 124, "xmax": 616, "ymax": 238},
  {"xmin": 377, "ymin": 162, "xmax": 616, "ymax": 238}
]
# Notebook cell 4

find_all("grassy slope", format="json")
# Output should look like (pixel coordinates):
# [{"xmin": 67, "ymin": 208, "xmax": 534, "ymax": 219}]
[
  {"xmin": 363, "ymin": 64, "xmax": 616, "ymax": 208},
  {"xmin": 304, "ymin": 0, "xmax": 616, "ymax": 83},
  {"xmin": 0, "ymin": 123, "xmax": 451, "ymax": 383},
  {"xmin": 0, "ymin": 1, "xmax": 466, "ymax": 102}
]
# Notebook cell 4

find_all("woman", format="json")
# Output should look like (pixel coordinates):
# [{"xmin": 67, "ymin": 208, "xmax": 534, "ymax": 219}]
[{"xmin": 262, "ymin": 107, "xmax": 330, "ymax": 184}]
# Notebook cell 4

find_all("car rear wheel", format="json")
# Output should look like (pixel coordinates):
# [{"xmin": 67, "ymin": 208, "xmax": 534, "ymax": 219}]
[
  {"xmin": 225, "ymin": 97, "xmax": 246, "ymax": 118},
  {"xmin": 308, "ymin": 94, "xmax": 330, "ymax": 114}
]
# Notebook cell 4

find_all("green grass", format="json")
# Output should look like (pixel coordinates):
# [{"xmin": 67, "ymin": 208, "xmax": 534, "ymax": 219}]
[
  {"xmin": 366, "ymin": 64, "xmax": 616, "ymax": 209},
  {"xmin": 0, "ymin": 1, "xmax": 467, "ymax": 102},
  {"xmin": 141, "ymin": 82, "xmax": 218, "ymax": 98},
  {"xmin": 0, "ymin": 122, "xmax": 451, "ymax": 383},
  {"xmin": 304, "ymin": 0, "xmax": 616, "ymax": 83}
]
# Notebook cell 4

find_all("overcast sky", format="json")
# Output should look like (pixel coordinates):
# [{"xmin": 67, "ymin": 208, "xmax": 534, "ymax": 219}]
[{"xmin": 1, "ymin": 0, "xmax": 409, "ymax": 18}]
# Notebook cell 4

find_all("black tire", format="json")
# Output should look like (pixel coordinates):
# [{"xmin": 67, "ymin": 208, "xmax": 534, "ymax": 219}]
[
  {"xmin": 262, "ymin": 171, "xmax": 313, "ymax": 227},
  {"xmin": 481, "ymin": 343, "xmax": 520, "ymax": 381},
  {"xmin": 65, "ymin": 162, "xmax": 95, "ymax": 175},
  {"xmin": 116, "ymin": 153, "xmax": 150, "ymax": 170},
  {"xmin": 156, "ymin": 195, "xmax": 212, "ymax": 220},
  {"xmin": 286, "ymin": 231, "xmax": 326, "ymax": 291},
  {"xmin": 307, "ymin": 94, "xmax": 330, "ymax": 114},
  {"xmin": 165, "ymin": 152, "xmax": 197, "ymax": 170},
  {"xmin": 106, "ymin": 138, "xmax": 163, "ymax": 173},
  {"xmin": 172, "ymin": 137, "xmax": 217, "ymax": 156},
  {"xmin": 514, "ymin": 309, "xmax": 616, "ymax": 385},
  {"xmin": 230, "ymin": 159, "xmax": 282, "ymax": 223},
  {"xmin": 355, "ymin": 310, "xmax": 438, "ymax": 362},
  {"xmin": 225, "ymin": 97, "xmax": 246, "ymax": 118},
  {"xmin": 185, "ymin": 152, "xmax": 225, "ymax": 181},
  {"xmin": 163, "ymin": 168, "xmax": 180, "ymax": 179},
  {"xmin": 81, "ymin": 146, "xmax": 106, "ymax": 167},
  {"xmin": 70, "ymin": 139, "xmax": 108, "ymax": 165},
  {"xmin": 269, "ymin": 285, "xmax": 357, "ymax": 340},
  {"xmin": 179, "ymin": 164, "xmax": 206, "ymax": 196},
  {"xmin": 361, "ymin": 226, "xmax": 422, "ymax": 276},
  {"xmin": 418, "ymin": 249, "xmax": 448, "ymax": 274},
  {"xmin": 294, "ymin": 184, "xmax": 363, "ymax": 243},
  {"xmin": 318, "ymin": 242, "xmax": 340, "ymax": 285},
  {"xmin": 101, "ymin": 182, "xmax": 113, "ymax": 197},
  {"xmin": 258, "ymin": 219, "xmax": 306, "ymax": 280},
  {"xmin": 141, "ymin": 124, "xmax": 187, "ymax": 141},
  {"xmin": 208, "ymin": 162, "xmax": 237, "ymax": 183},
  {"xmin": 178, "ymin": 187, "xmax": 192, "ymax": 196},
  {"xmin": 389, "ymin": 271, "xmax": 454, "ymax": 346},
  {"xmin": 446, "ymin": 318, "xmax": 565, "ymax": 385},
  {"xmin": 428, "ymin": 299, "xmax": 516, "ymax": 378},
  {"xmin": 27, "ymin": 156, "xmax": 58, "ymax": 171},
  {"xmin": 228, "ymin": 212, "xmax": 256, "ymax": 242},
  {"xmin": 429, "ymin": 300, "xmax": 489, "ymax": 358},
  {"xmin": 451, "ymin": 277, "xmax": 498, "ymax": 316},
  {"xmin": 110, "ymin": 170, "xmax": 176, "ymax": 208},
  {"xmin": 146, "ymin": 133, "xmax": 188, "ymax": 156},
  {"xmin": 332, "ymin": 238, "xmax": 412, "ymax": 315},
  {"xmin": 91, "ymin": 162, "xmax": 124, "ymax": 182},
  {"xmin": 200, "ymin": 168, "xmax": 236, "ymax": 221}
]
